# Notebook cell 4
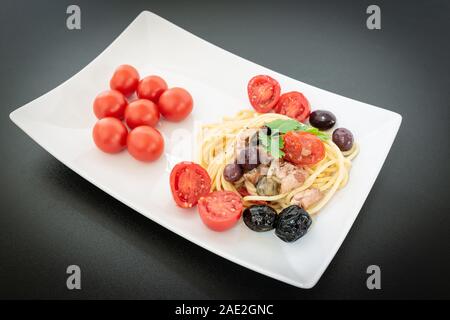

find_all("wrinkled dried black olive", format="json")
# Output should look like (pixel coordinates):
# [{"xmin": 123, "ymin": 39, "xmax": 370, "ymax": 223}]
[
  {"xmin": 243, "ymin": 205, "xmax": 277, "ymax": 232},
  {"xmin": 275, "ymin": 205, "xmax": 312, "ymax": 242}
]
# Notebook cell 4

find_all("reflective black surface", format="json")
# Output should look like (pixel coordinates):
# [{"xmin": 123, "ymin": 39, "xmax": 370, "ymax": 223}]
[{"xmin": 0, "ymin": 0, "xmax": 449, "ymax": 299}]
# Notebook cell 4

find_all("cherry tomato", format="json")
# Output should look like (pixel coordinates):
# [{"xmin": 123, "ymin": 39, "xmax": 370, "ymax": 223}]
[
  {"xmin": 198, "ymin": 191, "xmax": 243, "ymax": 231},
  {"xmin": 170, "ymin": 162, "xmax": 211, "ymax": 208},
  {"xmin": 92, "ymin": 117, "xmax": 128, "ymax": 154},
  {"xmin": 275, "ymin": 91, "xmax": 311, "ymax": 123},
  {"xmin": 158, "ymin": 87, "xmax": 193, "ymax": 122},
  {"xmin": 93, "ymin": 90, "xmax": 128, "ymax": 120},
  {"xmin": 247, "ymin": 75, "xmax": 281, "ymax": 113},
  {"xmin": 137, "ymin": 75, "xmax": 168, "ymax": 102},
  {"xmin": 110, "ymin": 64, "xmax": 140, "ymax": 96},
  {"xmin": 125, "ymin": 99, "xmax": 160, "ymax": 129},
  {"xmin": 282, "ymin": 131, "xmax": 325, "ymax": 166},
  {"xmin": 127, "ymin": 126, "xmax": 164, "ymax": 162}
]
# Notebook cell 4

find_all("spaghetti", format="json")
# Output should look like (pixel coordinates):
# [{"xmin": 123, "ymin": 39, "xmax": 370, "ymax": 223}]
[{"xmin": 198, "ymin": 110, "xmax": 359, "ymax": 215}]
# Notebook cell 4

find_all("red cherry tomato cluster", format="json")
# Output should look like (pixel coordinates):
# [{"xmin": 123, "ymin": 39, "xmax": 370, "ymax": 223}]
[
  {"xmin": 92, "ymin": 64, "xmax": 193, "ymax": 162},
  {"xmin": 247, "ymin": 75, "xmax": 311, "ymax": 123},
  {"xmin": 169, "ymin": 162, "xmax": 243, "ymax": 232}
]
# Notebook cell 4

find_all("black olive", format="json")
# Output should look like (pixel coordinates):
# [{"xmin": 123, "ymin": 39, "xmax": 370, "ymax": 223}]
[
  {"xmin": 237, "ymin": 147, "xmax": 260, "ymax": 172},
  {"xmin": 309, "ymin": 110, "xmax": 336, "ymax": 130},
  {"xmin": 332, "ymin": 128, "xmax": 354, "ymax": 151},
  {"xmin": 275, "ymin": 205, "xmax": 312, "ymax": 242},
  {"xmin": 223, "ymin": 163, "xmax": 243, "ymax": 182},
  {"xmin": 243, "ymin": 205, "xmax": 277, "ymax": 232}
]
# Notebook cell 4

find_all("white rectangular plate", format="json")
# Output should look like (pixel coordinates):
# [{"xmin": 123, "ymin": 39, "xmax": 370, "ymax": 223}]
[{"xmin": 10, "ymin": 11, "xmax": 401, "ymax": 288}]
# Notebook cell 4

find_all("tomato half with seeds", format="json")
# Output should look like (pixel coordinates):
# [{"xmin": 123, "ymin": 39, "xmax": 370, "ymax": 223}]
[
  {"xmin": 247, "ymin": 75, "xmax": 281, "ymax": 113},
  {"xmin": 275, "ymin": 91, "xmax": 311, "ymax": 123},
  {"xmin": 283, "ymin": 131, "xmax": 325, "ymax": 166},
  {"xmin": 170, "ymin": 162, "xmax": 211, "ymax": 208},
  {"xmin": 198, "ymin": 191, "xmax": 243, "ymax": 231}
]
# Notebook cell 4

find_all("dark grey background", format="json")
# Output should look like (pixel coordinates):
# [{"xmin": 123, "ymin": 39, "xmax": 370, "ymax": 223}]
[{"xmin": 0, "ymin": 0, "xmax": 449, "ymax": 299}]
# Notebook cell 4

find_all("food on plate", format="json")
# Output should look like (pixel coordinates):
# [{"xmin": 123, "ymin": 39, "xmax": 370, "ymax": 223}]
[
  {"xmin": 124, "ymin": 99, "xmax": 160, "ymax": 129},
  {"xmin": 197, "ymin": 102, "xmax": 358, "ymax": 240},
  {"xmin": 170, "ymin": 162, "xmax": 211, "ymax": 208},
  {"xmin": 158, "ymin": 87, "xmax": 193, "ymax": 122},
  {"xmin": 198, "ymin": 191, "xmax": 243, "ymax": 231},
  {"xmin": 92, "ymin": 117, "xmax": 128, "ymax": 153},
  {"xmin": 167, "ymin": 74, "xmax": 358, "ymax": 242},
  {"xmin": 127, "ymin": 126, "xmax": 164, "ymax": 162},
  {"xmin": 332, "ymin": 128, "xmax": 354, "ymax": 152},
  {"xmin": 247, "ymin": 75, "xmax": 281, "ymax": 113},
  {"xmin": 137, "ymin": 75, "xmax": 168, "ymax": 102},
  {"xmin": 274, "ymin": 91, "xmax": 310, "ymax": 123},
  {"xmin": 92, "ymin": 65, "xmax": 192, "ymax": 162},
  {"xmin": 93, "ymin": 90, "xmax": 128, "ymax": 120},
  {"xmin": 199, "ymin": 110, "xmax": 358, "ymax": 216},
  {"xmin": 110, "ymin": 64, "xmax": 140, "ymax": 96},
  {"xmin": 309, "ymin": 110, "xmax": 336, "ymax": 130},
  {"xmin": 275, "ymin": 205, "xmax": 312, "ymax": 242},
  {"xmin": 243, "ymin": 205, "xmax": 277, "ymax": 232}
]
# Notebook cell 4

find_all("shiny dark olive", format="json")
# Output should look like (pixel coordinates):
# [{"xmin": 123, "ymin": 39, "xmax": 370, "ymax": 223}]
[
  {"xmin": 223, "ymin": 163, "xmax": 243, "ymax": 182},
  {"xmin": 332, "ymin": 127, "xmax": 354, "ymax": 151},
  {"xmin": 309, "ymin": 110, "xmax": 336, "ymax": 130},
  {"xmin": 275, "ymin": 205, "xmax": 312, "ymax": 243},
  {"xmin": 243, "ymin": 205, "xmax": 277, "ymax": 232},
  {"xmin": 237, "ymin": 147, "xmax": 260, "ymax": 172}
]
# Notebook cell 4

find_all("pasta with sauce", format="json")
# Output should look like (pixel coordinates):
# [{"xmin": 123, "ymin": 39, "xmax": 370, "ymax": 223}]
[{"xmin": 197, "ymin": 110, "xmax": 359, "ymax": 215}]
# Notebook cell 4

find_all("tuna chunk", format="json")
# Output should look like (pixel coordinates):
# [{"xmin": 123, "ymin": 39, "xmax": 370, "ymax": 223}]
[
  {"xmin": 291, "ymin": 188, "xmax": 323, "ymax": 209},
  {"xmin": 268, "ymin": 160, "xmax": 308, "ymax": 193}
]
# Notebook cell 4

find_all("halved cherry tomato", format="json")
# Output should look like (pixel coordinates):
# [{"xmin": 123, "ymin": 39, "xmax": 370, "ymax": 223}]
[
  {"xmin": 158, "ymin": 87, "xmax": 193, "ymax": 122},
  {"xmin": 93, "ymin": 90, "xmax": 127, "ymax": 120},
  {"xmin": 198, "ymin": 191, "xmax": 243, "ymax": 231},
  {"xmin": 283, "ymin": 131, "xmax": 325, "ymax": 166},
  {"xmin": 92, "ymin": 117, "xmax": 128, "ymax": 153},
  {"xmin": 127, "ymin": 126, "xmax": 164, "ymax": 162},
  {"xmin": 275, "ymin": 91, "xmax": 310, "ymax": 123},
  {"xmin": 170, "ymin": 162, "xmax": 211, "ymax": 208},
  {"xmin": 137, "ymin": 75, "xmax": 168, "ymax": 102},
  {"xmin": 125, "ymin": 99, "xmax": 160, "ymax": 129},
  {"xmin": 110, "ymin": 64, "xmax": 140, "ymax": 96},
  {"xmin": 247, "ymin": 75, "xmax": 281, "ymax": 113}
]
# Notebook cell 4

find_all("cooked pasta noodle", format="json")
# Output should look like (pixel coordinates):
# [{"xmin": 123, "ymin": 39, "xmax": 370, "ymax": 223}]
[{"xmin": 197, "ymin": 110, "xmax": 359, "ymax": 215}]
